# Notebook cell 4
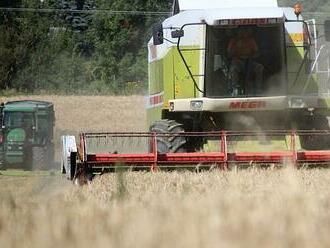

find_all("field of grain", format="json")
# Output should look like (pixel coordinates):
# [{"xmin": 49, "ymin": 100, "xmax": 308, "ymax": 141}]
[
  {"xmin": 1, "ymin": 96, "xmax": 330, "ymax": 248},
  {"xmin": 0, "ymin": 95, "xmax": 146, "ymax": 131},
  {"xmin": 0, "ymin": 95, "xmax": 146, "ymax": 161}
]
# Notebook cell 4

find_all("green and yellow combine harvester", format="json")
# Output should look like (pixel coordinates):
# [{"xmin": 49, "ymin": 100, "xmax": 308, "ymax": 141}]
[{"xmin": 62, "ymin": 0, "xmax": 330, "ymax": 182}]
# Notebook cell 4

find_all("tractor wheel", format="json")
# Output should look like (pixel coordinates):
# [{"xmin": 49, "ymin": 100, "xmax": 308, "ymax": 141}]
[
  {"xmin": 150, "ymin": 119, "xmax": 187, "ymax": 153},
  {"xmin": 32, "ymin": 147, "xmax": 48, "ymax": 170},
  {"xmin": 0, "ymin": 162, "xmax": 6, "ymax": 170},
  {"xmin": 0, "ymin": 150, "xmax": 5, "ymax": 170},
  {"xmin": 24, "ymin": 147, "xmax": 33, "ymax": 171}
]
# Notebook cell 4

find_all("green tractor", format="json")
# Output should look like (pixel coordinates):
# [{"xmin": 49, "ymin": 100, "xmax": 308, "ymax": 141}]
[{"xmin": 0, "ymin": 100, "xmax": 55, "ymax": 170}]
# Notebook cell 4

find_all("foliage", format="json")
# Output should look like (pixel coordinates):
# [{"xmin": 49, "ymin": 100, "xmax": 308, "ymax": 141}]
[
  {"xmin": 1, "ymin": 0, "xmax": 329, "ymax": 94},
  {"xmin": 0, "ymin": 0, "xmax": 172, "ymax": 94}
]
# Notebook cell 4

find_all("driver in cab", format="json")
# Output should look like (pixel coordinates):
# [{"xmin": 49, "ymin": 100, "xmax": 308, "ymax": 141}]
[{"xmin": 227, "ymin": 28, "xmax": 264, "ymax": 96}]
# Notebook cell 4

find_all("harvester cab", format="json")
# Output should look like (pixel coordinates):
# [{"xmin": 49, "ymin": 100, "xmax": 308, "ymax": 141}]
[
  {"xmin": 147, "ymin": 0, "xmax": 330, "ymax": 147},
  {"xmin": 62, "ymin": 0, "xmax": 330, "ymax": 184},
  {"xmin": 0, "ymin": 100, "xmax": 55, "ymax": 170}
]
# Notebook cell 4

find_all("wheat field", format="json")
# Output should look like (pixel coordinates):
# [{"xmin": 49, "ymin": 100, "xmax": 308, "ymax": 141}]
[
  {"xmin": 0, "ymin": 95, "xmax": 147, "ymax": 160},
  {"xmin": 1, "ymin": 96, "xmax": 330, "ymax": 248}
]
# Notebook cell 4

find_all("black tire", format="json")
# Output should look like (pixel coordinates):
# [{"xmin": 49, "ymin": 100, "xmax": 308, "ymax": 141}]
[
  {"xmin": 0, "ymin": 162, "xmax": 6, "ymax": 170},
  {"xmin": 0, "ymin": 151, "xmax": 6, "ymax": 170},
  {"xmin": 150, "ymin": 119, "xmax": 187, "ymax": 154},
  {"xmin": 24, "ymin": 147, "xmax": 33, "ymax": 171},
  {"xmin": 300, "ymin": 116, "xmax": 330, "ymax": 150},
  {"xmin": 319, "ymin": 117, "xmax": 330, "ymax": 148}
]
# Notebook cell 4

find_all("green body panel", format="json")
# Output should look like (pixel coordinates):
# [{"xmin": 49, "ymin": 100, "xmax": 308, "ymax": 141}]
[
  {"xmin": 146, "ymin": 106, "xmax": 163, "ymax": 129},
  {"xmin": 319, "ymin": 98, "xmax": 330, "ymax": 109},
  {"xmin": 5, "ymin": 152, "xmax": 24, "ymax": 164},
  {"xmin": 6, "ymin": 128, "xmax": 26, "ymax": 143},
  {"xmin": 286, "ymin": 41, "xmax": 319, "ymax": 94},
  {"xmin": 163, "ymin": 51, "xmax": 175, "ymax": 107},
  {"xmin": 149, "ymin": 59, "xmax": 164, "ymax": 94},
  {"xmin": 147, "ymin": 46, "xmax": 201, "ymax": 126},
  {"xmin": 173, "ymin": 48, "xmax": 200, "ymax": 99}
]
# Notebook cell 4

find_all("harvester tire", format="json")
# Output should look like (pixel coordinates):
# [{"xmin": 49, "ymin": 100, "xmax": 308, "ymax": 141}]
[
  {"xmin": 150, "ymin": 119, "xmax": 187, "ymax": 154},
  {"xmin": 300, "ymin": 116, "xmax": 330, "ymax": 150},
  {"xmin": 32, "ymin": 147, "xmax": 48, "ymax": 170}
]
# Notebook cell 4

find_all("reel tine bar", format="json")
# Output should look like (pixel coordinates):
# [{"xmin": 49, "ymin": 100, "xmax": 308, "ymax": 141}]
[{"xmin": 79, "ymin": 131, "xmax": 330, "ymax": 169}]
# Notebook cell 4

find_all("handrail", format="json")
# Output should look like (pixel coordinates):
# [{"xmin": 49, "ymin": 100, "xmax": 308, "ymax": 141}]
[
  {"xmin": 177, "ymin": 23, "xmax": 207, "ymax": 96},
  {"xmin": 302, "ymin": 44, "xmax": 330, "ymax": 94}
]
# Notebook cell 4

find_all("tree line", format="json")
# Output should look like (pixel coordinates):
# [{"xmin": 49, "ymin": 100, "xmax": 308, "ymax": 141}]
[
  {"xmin": 0, "ymin": 0, "xmax": 328, "ymax": 94},
  {"xmin": 0, "ymin": 0, "xmax": 172, "ymax": 94}
]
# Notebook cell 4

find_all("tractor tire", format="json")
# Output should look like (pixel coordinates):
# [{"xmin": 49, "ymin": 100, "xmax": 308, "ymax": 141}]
[
  {"xmin": 0, "ymin": 150, "xmax": 5, "ymax": 170},
  {"xmin": 150, "ymin": 119, "xmax": 187, "ymax": 154},
  {"xmin": 0, "ymin": 162, "xmax": 6, "ymax": 170},
  {"xmin": 32, "ymin": 147, "xmax": 48, "ymax": 170},
  {"xmin": 24, "ymin": 147, "xmax": 33, "ymax": 171}
]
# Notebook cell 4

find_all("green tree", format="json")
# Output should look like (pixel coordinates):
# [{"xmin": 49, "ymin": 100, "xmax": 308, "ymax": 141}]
[{"xmin": 88, "ymin": 0, "xmax": 172, "ymax": 92}]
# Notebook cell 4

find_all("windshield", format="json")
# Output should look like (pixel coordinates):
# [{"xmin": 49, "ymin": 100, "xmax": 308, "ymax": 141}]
[
  {"xmin": 205, "ymin": 24, "xmax": 286, "ymax": 98},
  {"xmin": 4, "ymin": 112, "xmax": 35, "ymax": 129}
]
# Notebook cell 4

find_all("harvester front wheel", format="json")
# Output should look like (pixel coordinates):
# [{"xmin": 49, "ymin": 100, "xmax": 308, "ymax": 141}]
[
  {"xmin": 300, "ymin": 116, "xmax": 330, "ymax": 150},
  {"xmin": 150, "ymin": 119, "xmax": 187, "ymax": 154}
]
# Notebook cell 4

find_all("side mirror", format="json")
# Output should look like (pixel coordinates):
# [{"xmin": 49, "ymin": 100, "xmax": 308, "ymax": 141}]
[
  {"xmin": 152, "ymin": 23, "xmax": 164, "ymax": 45},
  {"xmin": 324, "ymin": 20, "xmax": 330, "ymax": 42},
  {"xmin": 171, "ymin": 29, "xmax": 184, "ymax": 39}
]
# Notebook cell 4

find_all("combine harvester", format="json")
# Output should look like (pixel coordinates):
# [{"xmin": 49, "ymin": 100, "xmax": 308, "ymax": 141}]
[{"xmin": 62, "ymin": 0, "xmax": 330, "ymax": 182}]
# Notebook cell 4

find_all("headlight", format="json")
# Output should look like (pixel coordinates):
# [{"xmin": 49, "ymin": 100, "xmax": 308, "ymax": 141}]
[
  {"xmin": 290, "ymin": 98, "xmax": 306, "ymax": 108},
  {"xmin": 190, "ymin": 101, "xmax": 203, "ymax": 111}
]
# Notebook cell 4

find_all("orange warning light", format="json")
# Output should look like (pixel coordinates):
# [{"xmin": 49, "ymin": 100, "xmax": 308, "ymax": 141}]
[{"xmin": 294, "ymin": 3, "xmax": 302, "ymax": 17}]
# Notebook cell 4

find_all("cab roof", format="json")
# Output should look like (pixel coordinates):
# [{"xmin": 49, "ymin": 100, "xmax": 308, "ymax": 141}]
[
  {"xmin": 168, "ymin": 0, "xmax": 304, "ymax": 27},
  {"xmin": 178, "ymin": 0, "xmax": 278, "ymax": 11},
  {"xmin": 202, "ymin": 7, "xmax": 285, "ymax": 25},
  {"xmin": 165, "ymin": 7, "xmax": 293, "ymax": 28},
  {"xmin": 3, "ymin": 100, "xmax": 54, "ymax": 112}
]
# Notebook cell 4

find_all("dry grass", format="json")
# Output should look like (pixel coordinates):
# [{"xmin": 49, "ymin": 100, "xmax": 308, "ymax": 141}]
[
  {"xmin": 0, "ymin": 95, "xmax": 146, "ymax": 160},
  {"xmin": 2, "ymin": 169, "xmax": 330, "ymax": 248},
  {"xmin": 1, "ymin": 96, "xmax": 330, "ymax": 247},
  {"xmin": 0, "ymin": 95, "xmax": 146, "ymax": 133}
]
